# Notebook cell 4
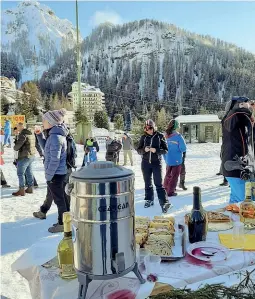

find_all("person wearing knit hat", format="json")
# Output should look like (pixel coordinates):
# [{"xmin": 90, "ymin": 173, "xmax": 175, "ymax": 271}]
[
  {"xmin": 35, "ymin": 108, "xmax": 69, "ymax": 233},
  {"xmin": 42, "ymin": 108, "xmax": 67, "ymax": 127},
  {"xmin": 137, "ymin": 119, "xmax": 171, "ymax": 213},
  {"xmin": 221, "ymin": 96, "xmax": 252, "ymax": 203},
  {"xmin": 163, "ymin": 119, "xmax": 187, "ymax": 197}
]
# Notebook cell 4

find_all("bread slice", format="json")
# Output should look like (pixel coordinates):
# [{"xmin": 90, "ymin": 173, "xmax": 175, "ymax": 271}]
[
  {"xmin": 135, "ymin": 216, "xmax": 150, "ymax": 226},
  {"xmin": 135, "ymin": 224, "xmax": 149, "ymax": 234},
  {"xmin": 154, "ymin": 215, "xmax": 175, "ymax": 224},
  {"xmin": 150, "ymin": 220, "xmax": 174, "ymax": 230}
]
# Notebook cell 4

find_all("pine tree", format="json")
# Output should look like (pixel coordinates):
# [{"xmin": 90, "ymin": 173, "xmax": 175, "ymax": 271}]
[
  {"xmin": 114, "ymin": 114, "xmax": 124, "ymax": 131},
  {"xmin": 20, "ymin": 81, "xmax": 41, "ymax": 116},
  {"xmin": 156, "ymin": 107, "xmax": 168, "ymax": 132},
  {"xmin": 16, "ymin": 93, "xmax": 34, "ymax": 120},
  {"xmin": 44, "ymin": 94, "xmax": 51, "ymax": 111},
  {"xmin": 75, "ymin": 103, "xmax": 88, "ymax": 124},
  {"xmin": 50, "ymin": 93, "xmax": 62, "ymax": 110},
  {"xmin": 94, "ymin": 110, "xmax": 109, "ymax": 129}
]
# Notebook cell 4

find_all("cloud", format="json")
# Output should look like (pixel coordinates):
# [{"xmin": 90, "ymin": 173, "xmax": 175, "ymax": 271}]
[{"xmin": 90, "ymin": 10, "xmax": 123, "ymax": 27}]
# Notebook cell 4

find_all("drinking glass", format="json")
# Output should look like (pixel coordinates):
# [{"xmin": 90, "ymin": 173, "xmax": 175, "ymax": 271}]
[
  {"xmin": 136, "ymin": 244, "xmax": 140, "ymax": 263},
  {"xmin": 232, "ymin": 221, "xmax": 245, "ymax": 245},
  {"xmin": 144, "ymin": 255, "xmax": 161, "ymax": 275},
  {"xmin": 139, "ymin": 248, "xmax": 150, "ymax": 265}
]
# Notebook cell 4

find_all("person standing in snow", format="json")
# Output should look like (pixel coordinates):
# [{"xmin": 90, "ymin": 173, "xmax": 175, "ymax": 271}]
[
  {"xmin": 137, "ymin": 119, "xmax": 171, "ymax": 213},
  {"xmin": 179, "ymin": 152, "xmax": 188, "ymax": 190},
  {"xmin": 82, "ymin": 137, "xmax": 99, "ymax": 167},
  {"xmin": 13, "ymin": 126, "xmax": 39, "ymax": 188},
  {"xmin": 105, "ymin": 136, "xmax": 122, "ymax": 164},
  {"xmin": 163, "ymin": 119, "xmax": 187, "ymax": 197},
  {"xmin": 122, "ymin": 133, "xmax": 134, "ymax": 166},
  {"xmin": 3, "ymin": 119, "xmax": 11, "ymax": 148},
  {"xmin": 35, "ymin": 109, "xmax": 68, "ymax": 233},
  {"xmin": 0, "ymin": 143, "xmax": 10, "ymax": 188},
  {"xmin": 12, "ymin": 123, "xmax": 36, "ymax": 196},
  {"xmin": 222, "ymin": 96, "xmax": 252, "ymax": 203},
  {"xmin": 33, "ymin": 127, "xmax": 76, "ymax": 222}
]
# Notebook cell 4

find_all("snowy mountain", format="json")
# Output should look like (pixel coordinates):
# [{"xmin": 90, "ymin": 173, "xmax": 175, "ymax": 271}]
[
  {"xmin": 40, "ymin": 20, "xmax": 255, "ymax": 115},
  {"xmin": 1, "ymin": 1, "xmax": 81, "ymax": 82}
]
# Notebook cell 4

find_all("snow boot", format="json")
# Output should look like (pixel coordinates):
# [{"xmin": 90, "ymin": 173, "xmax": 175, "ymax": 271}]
[
  {"xmin": 179, "ymin": 182, "xmax": 188, "ymax": 191},
  {"xmin": 25, "ymin": 187, "xmax": 33, "ymax": 194},
  {"xmin": 161, "ymin": 203, "xmax": 172, "ymax": 214},
  {"xmin": 48, "ymin": 223, "xmax": 64, "ymax": 233},
  {"xmin": 33, "ymin": 211, "xmax": 46, "ymax": 220},
  {"xmin": 12, "ymin": 188, "xmax": 25, "ymax": 196},
  {"xmin": 144, "ymin": 200, "xmax": 154, "ymax": 208}
]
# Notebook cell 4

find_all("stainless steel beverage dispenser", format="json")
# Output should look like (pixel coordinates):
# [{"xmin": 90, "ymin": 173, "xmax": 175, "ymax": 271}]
[{"xmin": 70, "ymin": 161, "xmax": 145, "ymax": 299}]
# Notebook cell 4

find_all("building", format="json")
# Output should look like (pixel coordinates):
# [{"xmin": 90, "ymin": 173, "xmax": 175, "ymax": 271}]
[
  {"xmin": 176, "ymin": 114, "xmax": 221, "ymax": 143},
  {"xmin": 68, "ymin": 82, "xmax": 105, "ymax": 122}
]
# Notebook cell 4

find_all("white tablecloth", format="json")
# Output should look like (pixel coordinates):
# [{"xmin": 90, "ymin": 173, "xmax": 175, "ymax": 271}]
[{"xmin": 12, "ymin": 229, "xmax": 255, "ymax": 299}]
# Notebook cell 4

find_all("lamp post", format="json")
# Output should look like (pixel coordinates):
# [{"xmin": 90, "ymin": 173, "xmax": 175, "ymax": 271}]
[{"xmin": 76, "ymin": 0, "xmax": 82, "ymax": 106}]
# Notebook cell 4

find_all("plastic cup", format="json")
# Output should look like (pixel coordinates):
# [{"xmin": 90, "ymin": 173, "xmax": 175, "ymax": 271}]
[
  {"xmin": 232, "ymin": 221, "xmax": 245, "ymax": 244},
  {"xmin": 139, "ymin": 248, "xmax": 150, "ymax": 265},
  {"xmin": 136, "ymin": 244, "xmax": 140, "ymax": 262},
  {"xmin": 144, "ymin": 255, "xmax": 161, "ymax": 275}
]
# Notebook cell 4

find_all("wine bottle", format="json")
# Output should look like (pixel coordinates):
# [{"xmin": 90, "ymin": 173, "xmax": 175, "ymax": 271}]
[
  {"xmin": 240, "ymin": 182, "xmax": 255, "ymax": 224},
  {"xmin": 188, "ymin": 186, "xmax": 208, "ymax": 243},
  {"xmin": 57, "ymin": 212, "xmax": 77, "ymax": 279}
]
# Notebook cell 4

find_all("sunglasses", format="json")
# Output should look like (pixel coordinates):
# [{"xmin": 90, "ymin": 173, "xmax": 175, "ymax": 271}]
[{"xmin": 145, "ymin": 126, "xmax": 153, "ymax": 131}]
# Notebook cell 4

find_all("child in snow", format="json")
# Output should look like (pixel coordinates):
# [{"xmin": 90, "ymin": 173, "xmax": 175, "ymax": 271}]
[
  {"xmin": 163, "ymin": 119, "xmax": 186, "ymax": 197},
  {"xmin": 83, "ymin": 146, "xmax": 98, "ymax": 166},
  {"xmin": 82, "ymin": 137, "xmax": 99, "ymax": 167}
]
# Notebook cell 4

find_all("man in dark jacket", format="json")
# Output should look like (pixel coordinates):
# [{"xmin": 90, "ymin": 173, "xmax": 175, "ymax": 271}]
[
  {"xmin": 105, "ymin": 137, "xmax": 122, "ymax": 164},
  {"xmin": 122, "ymin": 133, "xmax": 133, "ymax": 166},
  {"xmin": 222, "ymin": 96, "xmax": 252, "ymax": 203},
  {"xmin": 12, "ymin": 123, "xmax": 36, "ymax": 196},
  {"xmin": 137, "ymin": 119, "xmax": 171, "ymax": 213}
]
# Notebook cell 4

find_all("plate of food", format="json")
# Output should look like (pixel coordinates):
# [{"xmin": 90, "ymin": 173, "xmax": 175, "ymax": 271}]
[
  {"xmin": 207, "ymin": 211, "xmax": 233, "ymax": 231},
  {"xmin": 185, "ymin": 211, "xmax": 233, "ymax": 232},
  {"xmin": 187, "ymin": 242, "xmax": 230, "ymax": 262},
  {"xmin": 135, "ymin": 216, "xmax": 185, "ymax": 261}
]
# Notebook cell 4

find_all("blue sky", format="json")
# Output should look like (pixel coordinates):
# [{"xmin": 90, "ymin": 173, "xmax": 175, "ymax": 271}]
[{"xmin": 2, "ymin": 1, "xmax": 255, "ymax": 53}]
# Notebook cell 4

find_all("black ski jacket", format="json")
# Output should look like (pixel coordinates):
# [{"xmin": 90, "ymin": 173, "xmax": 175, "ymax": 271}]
[
  {"xmin": 222, "ymin": 106, "xmax": 252, "ymax": 178},
  {"xmin": 137, "ymin": 132, "xmax": 168, "ymax": 163}
]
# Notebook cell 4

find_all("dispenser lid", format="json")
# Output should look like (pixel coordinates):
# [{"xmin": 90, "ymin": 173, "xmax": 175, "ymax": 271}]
[{"xmin": 71, "ymin": 161, "xmax": 134, "ymax": 180}]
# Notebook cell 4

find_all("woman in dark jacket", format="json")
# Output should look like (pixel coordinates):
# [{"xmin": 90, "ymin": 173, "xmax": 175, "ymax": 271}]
[
  {"xmin": 222, "ymin": 96, "xmax": 252, "ymax": 203},
  {"xmin": 137, "ymin": 119, "xmax": 171, "ymax": 213}
]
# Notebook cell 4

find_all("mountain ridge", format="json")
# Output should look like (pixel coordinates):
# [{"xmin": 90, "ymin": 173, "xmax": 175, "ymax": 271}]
[
  {"xmin": 1, "ymin": 0, "xmax": 81, "ymax": 82},
  {"xmin": 40, "ymin": 19, "xmax": 255, "ymax": 115}
]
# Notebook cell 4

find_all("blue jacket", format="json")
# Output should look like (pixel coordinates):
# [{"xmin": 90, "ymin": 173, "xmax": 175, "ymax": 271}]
[
  {"xmin": 37, "ymin": 124, "xmax": 68, "ymax": 181},
  {"xmin": 4, "ymin": 120, "xmax": 11, "ymax": 135},
  {"xmin": 164, "ymin": 132, "xmax": 186, "ymax": 166}
]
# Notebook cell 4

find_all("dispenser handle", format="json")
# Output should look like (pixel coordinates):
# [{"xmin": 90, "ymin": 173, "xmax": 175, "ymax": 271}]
[{"xmin": 112, "ymin": 252, "xmax": 125, "ymax": 273}]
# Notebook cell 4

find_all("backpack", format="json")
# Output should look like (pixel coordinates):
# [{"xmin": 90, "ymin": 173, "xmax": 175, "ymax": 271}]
[{"xmin": 66, "ymin": 134, "xmax": 77, "ymax": 169}]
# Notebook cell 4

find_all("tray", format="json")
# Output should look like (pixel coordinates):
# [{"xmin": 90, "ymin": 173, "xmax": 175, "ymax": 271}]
[{"xmin": 161, "ymin": 224, "xmax": 186, "ymax": 261}]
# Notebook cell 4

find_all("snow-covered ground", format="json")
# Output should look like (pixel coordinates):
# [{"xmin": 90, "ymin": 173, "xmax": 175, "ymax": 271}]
[{"xmin": 0, "ymin": 142, "xmax": 229, "ymax": 299}]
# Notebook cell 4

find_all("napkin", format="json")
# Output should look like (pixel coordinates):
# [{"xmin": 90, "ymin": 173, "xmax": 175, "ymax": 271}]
[{"xmin": 219, "ymin": 234, "xmax": 255, "ymax": 251}]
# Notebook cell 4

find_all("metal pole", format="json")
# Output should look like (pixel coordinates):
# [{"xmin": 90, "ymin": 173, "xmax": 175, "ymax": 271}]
[{"xmin": 76, "ymin": 0, "xmax": 82, "ymax": 106}]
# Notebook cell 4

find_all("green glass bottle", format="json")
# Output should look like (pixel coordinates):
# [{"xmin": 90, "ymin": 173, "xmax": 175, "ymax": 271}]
[{"xmin": 57, "ymin": 212, "xmax": 77, "ymax": 279}]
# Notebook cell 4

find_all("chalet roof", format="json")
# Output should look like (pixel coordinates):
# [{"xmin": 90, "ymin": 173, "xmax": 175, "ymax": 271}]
[{"xmin": 176, "ymin": 114, "xmax": 220, "ymax": 124}]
